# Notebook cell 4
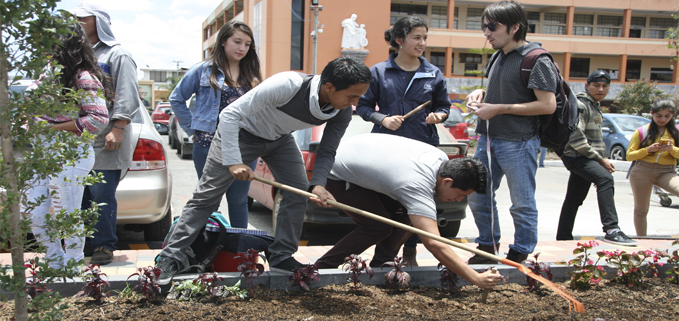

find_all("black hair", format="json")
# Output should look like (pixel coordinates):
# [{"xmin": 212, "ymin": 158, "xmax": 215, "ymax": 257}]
[
  {"xmin": 641, "ymin": 100, "xmax": 679, "ymax": 148},
  {"xmin": 384, "ymin": 16, "xmax": 428, "ymax": 49},
  {"xmin": 438, "ymin": 157, "xmax": 488, "ymax": 194},
  {"xmin": 320, "ymin": 57, "xmax": 373, "ymax": 91},
  {"xmin": 482, "ymin": 0, "xmax": 528, "ymax": 42},
  {"xmin": 53, "ymin": 22, "xmax": 113, "ymax": 100}
]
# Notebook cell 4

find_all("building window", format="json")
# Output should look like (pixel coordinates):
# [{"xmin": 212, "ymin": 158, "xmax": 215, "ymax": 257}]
[
  {"xmin": 629, "ymin": 16, "xmax": 645, "ymax": 38},
  {"xmin": 467, "ymin": 8, "xmax": 483, "ymax": 19},
  {"xmin": 203, "ymin": 50, "xmax": 209, "ymax": 60},
  {"xmin": 597, "ymin": 15, "xmax": 623, "ymax": 26},
  {"xmin": 574, "ymin": 14, "xmax": 593, "ymax": 25},
  {"xmin": 648, "ymin": 29, "xmax": 669, "ymax": 39},
  {"xmin": 459, "ymin": 53, "xmax": 482, "ymax": 64},
  {"xmin": 626, "ymin": 60, "xmax": 641, "ymax": 81},
  {"xmin": 466, "ymin": 21, "xmax": 481, "ymax": 30},
  {"xmin": 149, "ymin": 71, "xmax": 167, "ymax": 83},
  {"xmin": 569, "ymin": 58, "xmax": 590, "ymax": 78},
  {"xmin": 543, "ymin": 25, "xmax": 565, "ymax": 35},
  {"xmin": 464, "ymin": 64, "xmax": 479, "ymax": 76},
  {"xmin": 431, "ymin": 5, "xmax": 447, "ymax": 29},
  {"xmin": 391, "ymin": 3, "xmax": 427, "ymax": 16},
  {"xmin": 526, "ymin": 11, "xmax": 539, "ymax": 33},
  {"xmin": 544, "ymin": 12, "xmax": 566, "ymax": 24},
  {"xmin": 430, "ymin": 51, "xmax": 446, "ymax": 73},
  {"xmin": 204, "ymin": 27, "xmax": 210, "ymax": 41},
  {"xmin": 253, "ymin": 1, "xmax": 262, "ymax": 56},
  {"xmin": 651, "ymin": 68, "xmax": 673, "ymax": 82},
  {"xmin": 573, "ymin": 26, "xmax": 593, "ymax": 36},
  {"xmin": 453, "ymin": 20, "xmax": 458, "ymax": 29},
  {"xmin": 596, "ymin": 27, "xmax": 622, "ymax": 37},
  {"xmin": 290, "ymin": 0, "xmax": 304, "ymax": 70},
  {"xmin": 648, "ymin": 17, "xmax": 674, "ymax": 39}
]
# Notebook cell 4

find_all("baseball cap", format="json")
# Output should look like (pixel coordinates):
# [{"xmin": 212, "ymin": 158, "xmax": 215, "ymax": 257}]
[
  {"xmin": 587, "ymin": 70, "xmax": 611, "ymax": 84},
  {"xmin": 70, "ymin": 1, "xmax": 110, "ymax": 23}
]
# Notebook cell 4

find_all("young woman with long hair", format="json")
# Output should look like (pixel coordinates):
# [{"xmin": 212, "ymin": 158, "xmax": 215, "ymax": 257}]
[
  {"xmin": 170, "ymin": 21, "xmax": 262, "ymax": 228},
  {"xmin": 626, "ymin": 100, "xmax": 679, "ymax": 236},
  {"xmin": 23, "ymin": 22, "xmax": 112, "ymax": 269}
]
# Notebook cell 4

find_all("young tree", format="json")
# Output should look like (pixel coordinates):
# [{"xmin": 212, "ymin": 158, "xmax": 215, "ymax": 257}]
[
  {"xmin": 612, "ymin": 80, "xmax": 672, "ymax": 115},
  {"xmin": 1, "ymin": 2, "xmax": 99, "ymax": 320},
  {"xmin": 459, "ymin": 47, "xmax": 497, "ymax": 92}
]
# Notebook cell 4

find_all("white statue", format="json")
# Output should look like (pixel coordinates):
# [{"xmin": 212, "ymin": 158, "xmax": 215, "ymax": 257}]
[
  {"xmin": 341, "ymin": 14, "xmax": 359, "ymax": 49},
  {"xmin": 356, "ymin": 24, "xmax": 368, "ymax": 49}
]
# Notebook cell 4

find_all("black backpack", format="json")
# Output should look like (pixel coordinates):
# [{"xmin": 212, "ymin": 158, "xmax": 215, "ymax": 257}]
[
  {"xmin": 487, "ymin": 47, "xmax": 579, "ymax": 155},
  {"xmin": 158, "ymin": 213, "xmax": 275, "ymax": 273}
]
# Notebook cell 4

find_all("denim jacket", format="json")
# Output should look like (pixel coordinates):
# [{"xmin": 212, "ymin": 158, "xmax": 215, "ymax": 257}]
[
  {"xmin": 170, "ymin": 61, "xmax": 227, "ymax": 136},
  {"xmin": 356, "ymin": 53, "xmax": 450, "ymax": 146}
]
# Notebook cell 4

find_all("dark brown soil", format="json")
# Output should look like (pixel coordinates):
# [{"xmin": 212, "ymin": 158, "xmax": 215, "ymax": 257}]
[{"xmin": 2, "ymin": 278, "xmax": 678, "ymax": 320}]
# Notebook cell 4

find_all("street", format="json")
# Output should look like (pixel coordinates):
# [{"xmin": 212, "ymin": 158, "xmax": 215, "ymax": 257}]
[{"xmin": 121, "ymin": 134, "xmax": 679, "ymax": 246}]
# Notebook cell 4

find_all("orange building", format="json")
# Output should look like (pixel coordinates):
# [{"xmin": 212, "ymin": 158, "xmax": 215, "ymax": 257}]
[{"xmin": 202, "ymin": 0, "xmax": 679, "ymax": 99}]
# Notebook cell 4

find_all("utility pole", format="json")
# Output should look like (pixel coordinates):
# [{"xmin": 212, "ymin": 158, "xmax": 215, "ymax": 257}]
[
  {"xmin": 172, "ymin": 60, "xmax": 183, "ymax": 70},
  {"xmin": 310, "ymin": 1, "xmax": 323, "ymax": 75}
]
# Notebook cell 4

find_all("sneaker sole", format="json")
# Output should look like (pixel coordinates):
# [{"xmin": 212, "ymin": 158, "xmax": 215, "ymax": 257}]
[
  {"xmin": 602, "ymin": 239, "xmax": 638, "ymax": 247},
  {"xmin": 269, "ymin": 266, "xmax": 295, "ymax": 274},
  {"xmin": 157, "ymin": 265, "xmax": 190, "ymax": 286},
  {"xmin": 90, "ymin": 258, "xmax": 113, "ymax": 265}
]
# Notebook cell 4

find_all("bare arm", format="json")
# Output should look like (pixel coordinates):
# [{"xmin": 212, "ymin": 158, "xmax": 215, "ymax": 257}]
[
  {"xmin": 469, "ymin": 88, "xmax": 556, "ymax": 121},
  {"xmin": 409, "ymin": 215, "xmax": 501, "ymax": 289}
]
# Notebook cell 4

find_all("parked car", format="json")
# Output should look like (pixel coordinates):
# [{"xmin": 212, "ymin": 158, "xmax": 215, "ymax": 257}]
[
  {"xmin": 602, "ymin": 113, "xmax": 651, "ymax": 160},
  {"xmin": 442, "ymin": 107, "xmax": 470, "ymax": 144},
  {"xmin": 248, "ymin": 114, "xmax": 469, "ymax": 238},
  {"xmin": 0, "ymin": 98, "xmax": 173, "ymax": 242},
  {"xmin": 151, "ymin": 102, "xmax": 172, "ymax": 134},
  {"xmin": 167, "ymin": 96, "xmax": 194, "ymax": 159}
]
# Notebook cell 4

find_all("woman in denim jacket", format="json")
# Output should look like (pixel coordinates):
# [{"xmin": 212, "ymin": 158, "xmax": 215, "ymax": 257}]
[
  {"xmin": 170, "ymin": 21, "xmax": 261, "ymax": 228},
  {"xmin": 355, "ymin": 16, "xmax": 451, "ymax": 266}
]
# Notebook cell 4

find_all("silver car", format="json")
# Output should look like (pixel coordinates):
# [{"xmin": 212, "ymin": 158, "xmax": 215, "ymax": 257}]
[
  {"xmin": 115, "ymin": 104, "xmax": 173, "ymax": 241},
  {"xmin": 167, "ymin": 96, "xmax": 194, "ymax": 160}
]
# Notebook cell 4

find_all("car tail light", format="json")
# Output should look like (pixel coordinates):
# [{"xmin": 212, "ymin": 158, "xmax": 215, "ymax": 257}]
[{"xmin": 130, "ymin": 138, "xmax": 166, "ymax": 171}]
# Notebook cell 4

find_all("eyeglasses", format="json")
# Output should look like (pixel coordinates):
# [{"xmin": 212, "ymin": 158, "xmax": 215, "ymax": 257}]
[{"xmin": 481, "ymin": 22, "xmax": 502, "ymax": 32}]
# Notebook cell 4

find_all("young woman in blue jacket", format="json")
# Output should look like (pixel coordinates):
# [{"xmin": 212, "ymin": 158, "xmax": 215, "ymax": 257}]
[
  {"xmin": 355, "ymin": 16, "xmax": 451, "ymax": 266},
  {"xmin": 356, "ymin": 16, "xmax": 450, "ymax": 146},
  {"xmin": 170, "ymin": 21, "xmax": 261, "ymax": 228}
]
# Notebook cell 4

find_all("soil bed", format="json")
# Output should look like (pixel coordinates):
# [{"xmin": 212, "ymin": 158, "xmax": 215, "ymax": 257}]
[{"xmin": 2, "ymin": 278, "xmax": 678, "ymax": 320}]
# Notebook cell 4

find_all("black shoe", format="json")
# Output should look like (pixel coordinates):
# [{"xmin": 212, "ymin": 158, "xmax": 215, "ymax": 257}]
[
  {"xmin": 156, "ymin": 257, "xmax": 185, "ymax": 286},
  {"xmin": 270, "ymin": 257, "xmax": 306, "ymax": 273},
  {"xmin": 604, "ymin": 230, "xmax": 638, "ymax": 246},
  {"xmin": 90, "ymin": 247, "xmax": 113, "ymax": 265},
  {"xmin": 506, "ymin": 249, "xmax": 529, "ymax": 263},
  {"xmin": 83, "ymin": 246, "xmax": 94, "ymax": 257},
  {"xmin": 467, "ymin": 244, "xmax": 499, "ymax": 265}
]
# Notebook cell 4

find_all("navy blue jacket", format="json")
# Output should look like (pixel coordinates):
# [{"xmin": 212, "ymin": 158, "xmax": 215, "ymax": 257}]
[{"xmin": 356, "ymin": 53, "xmax": 450, "ymax": 146}]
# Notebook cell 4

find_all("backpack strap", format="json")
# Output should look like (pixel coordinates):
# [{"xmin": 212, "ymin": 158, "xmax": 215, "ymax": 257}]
[
  {"xmin": 520, "ymin": 48, "xmax": 554, "ymax": 87},
  {"xmin": 637, "ymin": 124, "xmax": 649, "ymax": 142}
]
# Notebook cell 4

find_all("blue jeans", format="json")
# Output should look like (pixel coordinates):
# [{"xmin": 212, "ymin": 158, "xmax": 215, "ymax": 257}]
[
  {"xmin": 468, "ymin": 135, "xmax": 540, "ymax": 254},
  {"xmin": 82, "ymin": 169, "xmax": 121, "ymax": 251},
  {"xmin": 539, "ymin": 146, "xmax": 547, "ymax": 166},
  {"xmin": 193, "ymin": 142, "xmax": 256, "ymax": 228}
]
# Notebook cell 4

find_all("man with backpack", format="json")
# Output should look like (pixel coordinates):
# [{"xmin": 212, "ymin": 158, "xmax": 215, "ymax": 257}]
[
  {"xmin": 465, "ymin": 0, "xmax": 559, "ymax": 264},
  {"xmin": 556, "ymin": 70, "xmax": 637, "ymax": 246}
]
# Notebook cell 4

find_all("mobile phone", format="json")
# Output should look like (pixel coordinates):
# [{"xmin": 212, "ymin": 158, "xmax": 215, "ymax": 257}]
[
  {"xmin": 660, "ymin": 139, "xmax": 671, "ymax": 145},
  {"xmin": 468, "ymin": 106, "xmax": 479, "ymax": 111}
]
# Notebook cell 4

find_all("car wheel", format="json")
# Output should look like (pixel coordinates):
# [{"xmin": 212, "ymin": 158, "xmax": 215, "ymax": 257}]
[
  {"xmin": 438, "ymin": 220, "xmax": 461, "ymax": 238},
  {"xmin": 271, "ymin": 190, "xmax": 283, "ymax": 237},
  {"xmin": 247, "ymin": 196, "xmax": 254, "ymax": 209},
  {"xmin": 609, "ymin": 145, "xmax": 626, "ymax": 161},
  {"xmin": 169, "ymin": 134, "xmax": 178, "ymax": 149},
  {"xmin": 660, "ymin": 196, "xmax": 672, "ymax": 207},
  {"xmin": 144, "ymin": 208, "xmax": 172, "ymax": 242}
]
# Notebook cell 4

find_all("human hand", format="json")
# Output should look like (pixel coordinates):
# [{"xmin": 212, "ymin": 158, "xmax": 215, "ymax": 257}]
[
  {"xmin": 465, "ymin": 89, "xmax": 485, "ymax": 105},
  {"xmin": 309, "ymin": 185, "xmax": 335, "ymax": 208},
  {"xmin": 229, "ymin": 164, "xmax": 255, "ymax": 181},
  {"xmin": 425, "ymin": 112, "xmax": 445, "ymax": 124},
  {"xmin": 598, "ymin": 159, "xmax": 615, "ymax": 173},
  {"xmin": 381, "ymin": 115, "xmax": 404, "ymax": 131},
  {"xmin": 648, "ymin": 143, "xmax": 664, "ymax": 153},
  {"xmin": 469, "ymin": 103, "xmax": 498, "ymax": 121},
  {"xmin": 105, "ymin": 127, "xmax": 124, "ymax": 150},
  {"xmin": 473, "ymin": 269, "xmax": 503, "ymax": 290}
]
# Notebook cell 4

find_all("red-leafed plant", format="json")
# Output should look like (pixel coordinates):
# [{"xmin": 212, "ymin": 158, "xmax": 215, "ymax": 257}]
[
  {"xmin": 525, "ymin": 252, "xmax": 552, "ymax": 291},
  {"xmin": 24, "ymin": 258, "xmax": 51, "ymax": 299},
  {"xmin": 288, "ymin": 264, "xmax": 320, "ymax": 292},
  {"xmin": 667, "ymin": 240, "xmax": 679, "ymax": 284},
  {"xmin": 194, "ymin": 272, "xmax": 224, "ymax": 296},
  {"xmin": 382, "ymin": 256, "xmax": 410, "ymax": 290},
  {"xmin": 236, "ymin": 249, "xmax": 266, "ymax": 295},
  {"xmin": 438, "ymin": 263, "xmax": 462, "ymax": 293},
  {"xmin": 342, "ymin": 254, "xmax": 373, "ymax": 290},
  {"xmin": 128, "ymin": 266, "xmax": 162, "ymax": 300},
  {"xmin": 77, "ymin": 264, "xmax": 110, "ymax": 304}
]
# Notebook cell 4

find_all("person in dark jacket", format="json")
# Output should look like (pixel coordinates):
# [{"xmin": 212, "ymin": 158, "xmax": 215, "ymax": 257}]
[{"xmin": 355, "ymin": 16, "xmax": 451, "ymax": 266}]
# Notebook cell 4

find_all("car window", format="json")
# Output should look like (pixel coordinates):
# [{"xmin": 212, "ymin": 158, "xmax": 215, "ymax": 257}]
[
  {"xmin": 188, "ymin": 96, "xmax": 196, "ymax": 112},
  {"xmin": 158, "ymin": 107, "xmax": 171, "ymax": 113},
  {"xmin": 612, "ymin": 116, "xmax": 650, "ymax": 132},
  {"xmin": 602, "ymin": 118, "xmax": 614, "ymax": 133}
]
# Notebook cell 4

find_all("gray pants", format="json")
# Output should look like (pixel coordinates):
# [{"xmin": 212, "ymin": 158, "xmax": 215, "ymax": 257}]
[{"xmin": 160, "ymin": 129, "xmax": 309, "ymax": 267}]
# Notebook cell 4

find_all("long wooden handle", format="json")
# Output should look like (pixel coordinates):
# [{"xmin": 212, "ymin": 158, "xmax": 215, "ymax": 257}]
[
  {"xmin": 402, "ymin": 101, "xmax": 431, "ymax": 120},
  {"xmin": 253, "ymin": 176, "xmax": 512, "ymax": 266},
  {"xmin": 481, "ymin": 267, "xmax": 498, "ymax": 303}
]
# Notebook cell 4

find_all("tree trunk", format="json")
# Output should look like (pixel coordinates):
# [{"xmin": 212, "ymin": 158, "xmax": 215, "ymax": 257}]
[{"xmin": 0, "ymin": 17, "xmax": 29, "ymax": 321}]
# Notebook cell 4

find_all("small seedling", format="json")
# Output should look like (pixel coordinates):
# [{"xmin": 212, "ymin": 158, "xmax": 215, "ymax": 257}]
[
  {"xmin": 236, "ymin": 249, "xmax": 266, "ymax": 295},
  {"xmin": 382, "ymin": 256, "xmax": 410, "ymax": 290},
  {"xmin": 77, "ymin": 264, "xmax": 110, "ymax": 304},
  {"xmin": 524, "ymin": 252, "xmax": 552, "ymax": 291},
  {"xmin": 24, "ymin": 258, "xmax": 51, "ymax": 299},
  {"xmin": 342, "ymin": 254, "xmax": 373, "ymax": 290},
  {"xmin": 128, "ymin": 266, "xmax": 162, "ymax": 300},
  {"xmin": 556, "ymin": 240, "xmax": 606, "ymax": 289},
  {"xmin": 288, "ymin": 264, "xmax": 320, "ymax": 292},
  {"xmin": 194, "ymin": 272, "xmax": 224, "ymax": 296},
  {"xmin": 667, "ymin": 240, "xmax": 679, "ymax": 284},
  {"xmin": 438, "ymin": 263, "xmax": 462, "ymax": 293}
]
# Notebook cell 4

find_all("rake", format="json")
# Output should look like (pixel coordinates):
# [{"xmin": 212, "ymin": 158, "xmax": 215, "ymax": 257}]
[{"xmin": 254, "ymin": 176, "xmax": 586, "ymax": 314}]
